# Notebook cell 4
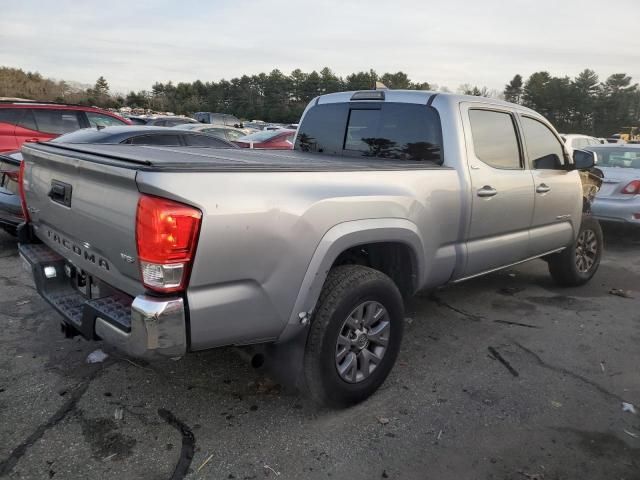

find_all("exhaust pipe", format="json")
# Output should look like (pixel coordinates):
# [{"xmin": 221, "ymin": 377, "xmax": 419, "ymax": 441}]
[{"xmin": 233, "ymin": 347, "xmax": 265, "ymax": 369}]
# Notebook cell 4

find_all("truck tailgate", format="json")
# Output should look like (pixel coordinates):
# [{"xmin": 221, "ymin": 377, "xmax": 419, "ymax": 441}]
[{"xmin": 21, "ymin": 143, "xmax": 144, "ymax": 297}]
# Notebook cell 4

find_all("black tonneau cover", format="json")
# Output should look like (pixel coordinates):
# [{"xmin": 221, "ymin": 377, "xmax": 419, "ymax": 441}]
[{"xmin": 24, "ymin": 142, "xmax": 446, "ymax": 172}]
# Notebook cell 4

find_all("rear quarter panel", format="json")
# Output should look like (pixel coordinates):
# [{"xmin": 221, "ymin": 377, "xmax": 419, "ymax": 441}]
[{"xmin": 136, "ymin": 168, "xmax": 462, "ymax": 349}]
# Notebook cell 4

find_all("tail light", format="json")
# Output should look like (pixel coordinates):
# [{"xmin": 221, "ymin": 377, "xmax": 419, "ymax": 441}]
[
  {"xmin": 136, "ymin": 195, "xmax": 202, "ymax": 293},
  {"xmin": 621, "ymin": 180, "xmax": 640, "ymax": 195},
  {"xmin": 0, "ymin": 170, "xmax": 18, "ymax": 182},
  {"xmin": 18, "ymin": 160, "xmax": 29, "ymax": 221}
]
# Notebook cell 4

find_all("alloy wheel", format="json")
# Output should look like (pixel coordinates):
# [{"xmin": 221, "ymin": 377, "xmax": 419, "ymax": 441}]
[{"xmin": 335, "ymin": 300, "xmax": 391, "ymax": 383}]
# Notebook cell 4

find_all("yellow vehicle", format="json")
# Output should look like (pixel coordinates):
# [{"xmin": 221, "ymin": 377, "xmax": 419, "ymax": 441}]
[{"xmin": 618, "ymin": 127, "xmax": 640, "ymax": 142}]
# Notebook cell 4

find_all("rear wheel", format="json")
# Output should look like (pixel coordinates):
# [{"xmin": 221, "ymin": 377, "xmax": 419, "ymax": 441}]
[
  {"xmin": 302, "ymin": 265, "xmax": 404, "ymax": 407},
  {"xmin": 548, "ymin": 215, "xmax": 603, "ymax": 286}
]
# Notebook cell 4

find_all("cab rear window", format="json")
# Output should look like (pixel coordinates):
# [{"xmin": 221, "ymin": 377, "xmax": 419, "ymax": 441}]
[
  {"xmin": 295, "ymin": 102, "xmax": 443, "ymax": 164},
  {"xmin": 32, "ymin": 109, "xmax": 83, "ymax": 135}
]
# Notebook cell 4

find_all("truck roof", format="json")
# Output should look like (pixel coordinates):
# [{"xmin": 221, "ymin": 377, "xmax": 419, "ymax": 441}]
[{"xmin": 316, "ymin": 89, "xmax": 537, "ymax": 114}]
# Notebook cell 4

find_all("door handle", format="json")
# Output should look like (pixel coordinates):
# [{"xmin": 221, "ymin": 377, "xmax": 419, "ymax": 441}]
[
  {"xmin": 536, "ymin": 183, "xmax": 551, "ymax": 194},
  {"xmin": 477, "ymin": 186, "xmax": 498, "ymax": 197},
  {"xmin": 48, "ymin": 180, "xmax": 72, "ymax": 207}
]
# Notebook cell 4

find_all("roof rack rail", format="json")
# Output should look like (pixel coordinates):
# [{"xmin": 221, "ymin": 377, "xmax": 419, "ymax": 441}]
[{"xmin": 0, "ymin": 99, "xmax": 100, "ymax": 108}]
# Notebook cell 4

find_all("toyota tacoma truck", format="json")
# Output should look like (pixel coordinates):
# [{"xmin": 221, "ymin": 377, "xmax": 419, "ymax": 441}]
[{"xmin": 17, "ymin": 90, "xmax": 601, "ymax": 407}]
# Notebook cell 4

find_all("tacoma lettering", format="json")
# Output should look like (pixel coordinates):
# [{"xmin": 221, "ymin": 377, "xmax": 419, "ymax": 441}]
[{"xmin": 46, "ymin": 229, "xmax": 110, "ymax": 271}]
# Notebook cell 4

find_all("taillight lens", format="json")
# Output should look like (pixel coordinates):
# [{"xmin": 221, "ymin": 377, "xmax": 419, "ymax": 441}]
[
  {"xmin": 136, "ymin": 195, "xmax": 202, "ymax": 293},
  {"xmin": 0, "ymin": 170, "xmax": 18, "ymax": 182},
  {"xmin": 621, "ymin": 180, "xmax": 640, "ymax": 195},
  {"xmin": 18, "ymin": 160, "xmax": 29, "ymax": 221}
]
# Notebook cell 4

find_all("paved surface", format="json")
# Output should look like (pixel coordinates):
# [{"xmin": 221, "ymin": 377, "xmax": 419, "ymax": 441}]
[{"xmin": 0, "ymin": 225, "xmax": 639, "ymax": 480}]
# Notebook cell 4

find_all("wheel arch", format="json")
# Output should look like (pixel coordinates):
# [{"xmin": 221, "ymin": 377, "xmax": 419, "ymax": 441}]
[{"xmin": 277, "ymin": 218, "xmax": 425, "ymax": 343}]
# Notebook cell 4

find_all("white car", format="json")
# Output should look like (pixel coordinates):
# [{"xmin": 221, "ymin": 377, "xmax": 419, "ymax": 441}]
[{"xmin": 561, "ymin": 134, "xmax": 603, "ymax": 158}]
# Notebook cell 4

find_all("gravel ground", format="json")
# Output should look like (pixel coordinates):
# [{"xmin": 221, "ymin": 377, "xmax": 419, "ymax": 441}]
[{"xmin": 0, "ymin": 225, "xmax": 639, "ymax": 480}]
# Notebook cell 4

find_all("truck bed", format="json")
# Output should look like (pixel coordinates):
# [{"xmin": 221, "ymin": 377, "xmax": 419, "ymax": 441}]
[{"xmin": 27, "ymin": 142, "xmax": 446, "ymax": 172}]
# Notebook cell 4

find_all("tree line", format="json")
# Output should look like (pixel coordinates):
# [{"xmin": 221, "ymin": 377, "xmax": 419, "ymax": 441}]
[
  {"xmin": 127, "ymin": 68, "xmax": 430, "ymax": 123},
  {"xmin": 502, "ymin": 70, "xmax": 640, "ymax": 138},
  {"xmin": 1, "ymin": 65, "xmax": 638, "ymax": 137}
]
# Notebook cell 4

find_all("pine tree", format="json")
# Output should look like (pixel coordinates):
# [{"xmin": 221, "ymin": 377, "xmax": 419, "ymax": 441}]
[
  {"xmin": 94, "ymin": 76, "xmax": 110, "ymax": 96},
  {"xmin": 503, "ymin": 74, "xmax": 523, "ymax": 104}
]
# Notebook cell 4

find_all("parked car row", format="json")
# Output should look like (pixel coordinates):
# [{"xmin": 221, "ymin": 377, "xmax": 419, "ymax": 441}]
[
  {"xmin": 0, "ymin": 117, "xmax": 296, "ymax": 235},
  {"xmin": 48, "ymin": 126, "xmax": 237, "ymax": 148},
  {"xmin": 584, "ymin": 144, "xmax": 640, "ymax": 226},
  {"xmin": 1, "ymin": 96, "xmax": 637, "ymax": 239},
  {"xmin": 0, "ymin": 100, "xmax": 130, "ymax": 152},
  {"xmin": 0, "ymin": 101, "xmax": 299, "ymax": 153}
]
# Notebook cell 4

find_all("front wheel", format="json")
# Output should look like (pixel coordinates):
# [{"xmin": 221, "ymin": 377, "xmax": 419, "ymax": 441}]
[
  {"xmin": 547, "ymin": 215, "xmax": 603, "ymax": 286},
  {"xmin": 302, "ymin": 265, "xmax": 404, "ymax": 407}
]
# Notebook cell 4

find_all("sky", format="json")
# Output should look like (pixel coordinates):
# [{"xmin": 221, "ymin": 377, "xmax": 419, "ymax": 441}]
[{"xmin": 1, "ymin": 0, "xmax": 639, "ymax": 94}]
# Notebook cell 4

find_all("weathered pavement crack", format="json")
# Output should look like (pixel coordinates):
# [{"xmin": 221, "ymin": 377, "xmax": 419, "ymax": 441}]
[
  {"xmin": 0, "ymin": 370, "xmax": 99, "ymax": 476},
  {"xmin": 488, "ymin": 346, "xmax": 520, "ymax": 377},
  {"xmin": 494, "ymin": 319, "xmax": 541, "ymax": 329},
  {"xmin": 430, "ymin": 294, "xmax": 484, "ymax": 321},
  {"xmin": 158, "ymin": 408, "xmax": 195, "ymax": 480},
  {"xmin": 513, "ymin": 341, "xmax": 625, "ymax": 403}
]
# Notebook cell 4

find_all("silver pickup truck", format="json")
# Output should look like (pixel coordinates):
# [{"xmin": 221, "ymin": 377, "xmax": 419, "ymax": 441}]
[{"xmin": 17, "ymin": 90, "xmax": 601, "ymax": 406}]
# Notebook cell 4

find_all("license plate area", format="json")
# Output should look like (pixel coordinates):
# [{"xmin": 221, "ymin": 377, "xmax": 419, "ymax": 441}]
[{"xmin": 65, "ymin": 263, "xmax": 103, "ymax": 299}]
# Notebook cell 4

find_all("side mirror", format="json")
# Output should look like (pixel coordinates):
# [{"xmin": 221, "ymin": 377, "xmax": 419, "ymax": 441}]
[
  {"xmin": 534, "ymin": 154, "xmax": 563, "ymax": 170},
  {"xmin": 573, "ymin": 149, "xmax": 595, "ymax": 170}
]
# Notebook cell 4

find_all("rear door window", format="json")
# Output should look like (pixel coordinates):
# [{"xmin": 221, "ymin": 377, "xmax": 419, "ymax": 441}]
[
  {"xmin": 126, "ymin": 134, "xmax": 182, "ymax": 146},
  {"xmin": 224, "ymin": 129, "xmax": 245, "ymax": 141},
  {"xmin": 201, "ymin": 127, "xmax": 227, "ymax": 139},
  {"xmin": 32, "ymin": 109, "xmax": 83, "ymax": 134},
  {"xmin": 468, "ymin": 109, "xmax": 522, "ymax": 169},
  {"xmin": 86, "ymin": 112, "xmax": 127, "ymax": 127},
  {"xmin": 0, "ymin": 108, "xmax": 20, "ymax": 126},
  {"xmin": 183, "ymin": 134, "xmax": 230, "ymax": 147},
  {"xmin": 15, "ymin": 109, "xmax": 38, "ymax": 131},
  {"xmin": 296, "ymin": 102, "xmax": 443, "ymax": 163}
]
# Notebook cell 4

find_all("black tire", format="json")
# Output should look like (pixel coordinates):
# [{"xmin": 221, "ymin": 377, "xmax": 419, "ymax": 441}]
[
  {"xmin": 548, "ymin": 214, "xmax": 603, "ymax": 286},
  {"xmin": 302, "ymin": 265, "xmax": 404, "ymax": 407}
]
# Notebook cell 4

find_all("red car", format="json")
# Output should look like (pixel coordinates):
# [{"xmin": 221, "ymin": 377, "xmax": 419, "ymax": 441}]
[
  {"xmin": 0, "ymin": 101, "xmax": 131, "ymax": 152},
  {"xmin": 233, "ymin": 129, "xmax": 296, "ymax": 150}
]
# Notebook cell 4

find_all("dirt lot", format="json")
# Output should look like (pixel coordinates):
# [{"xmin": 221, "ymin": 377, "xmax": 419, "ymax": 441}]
[{"xmin": 0, "ymin": 225, "xmax": 639, "ymax": 480}]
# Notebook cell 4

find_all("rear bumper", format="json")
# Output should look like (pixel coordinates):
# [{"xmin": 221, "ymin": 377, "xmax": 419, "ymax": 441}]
[
  {"xmin": 591, "ymin": 197, "xmax": 640, "ymax": 225},
  {"xmin": 18, "ymin": 242, "xmax": 187, "ymax": 358}
]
